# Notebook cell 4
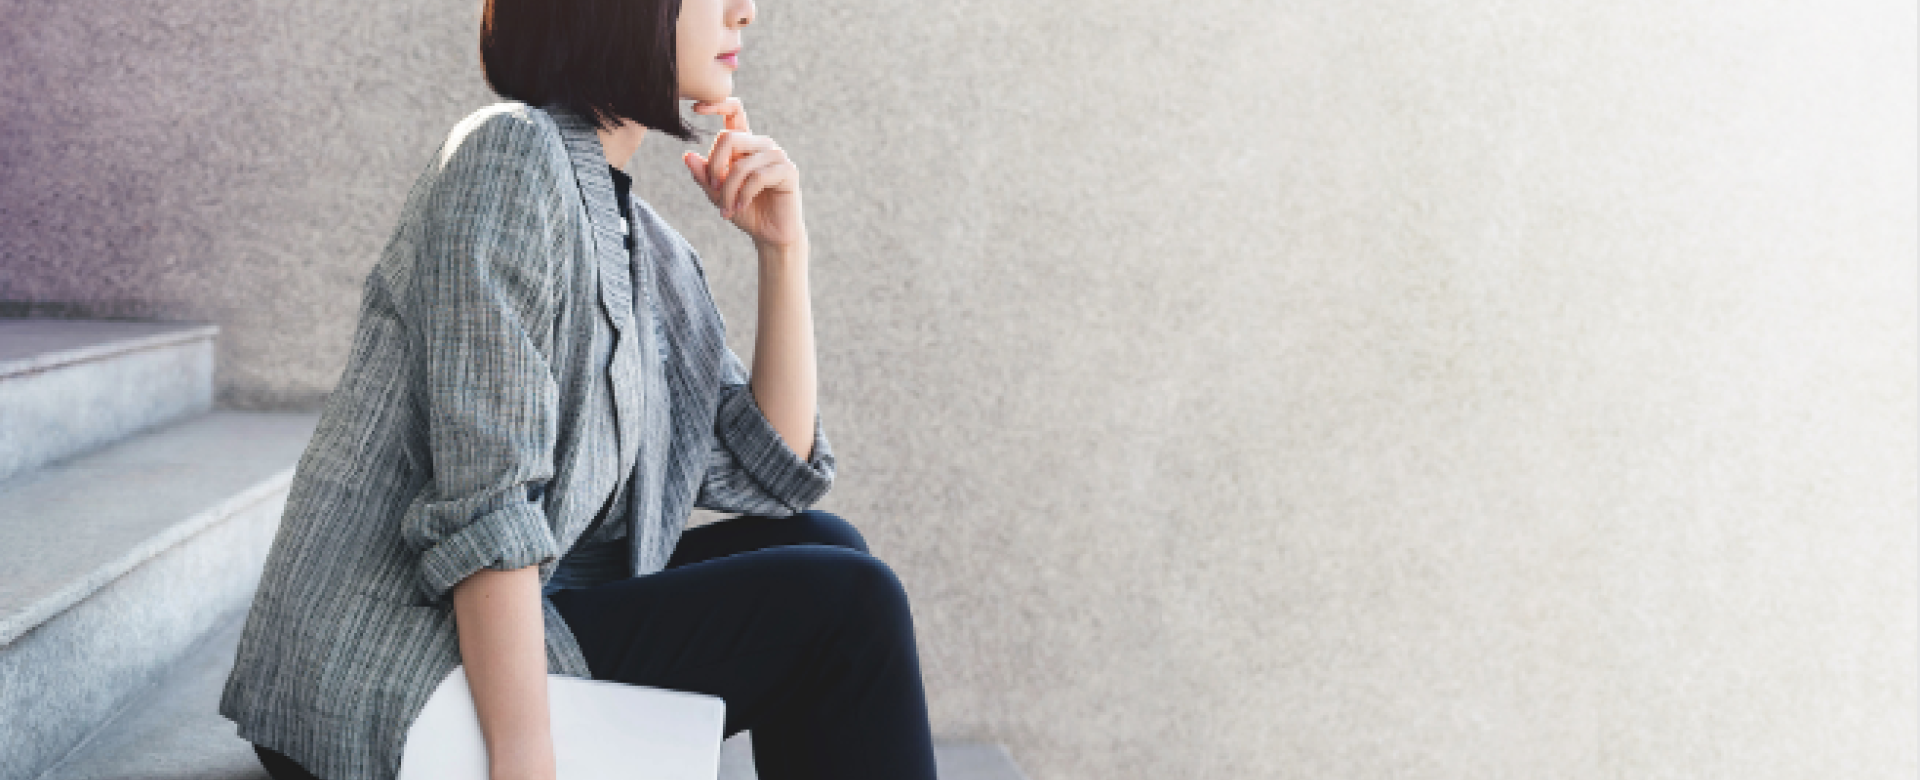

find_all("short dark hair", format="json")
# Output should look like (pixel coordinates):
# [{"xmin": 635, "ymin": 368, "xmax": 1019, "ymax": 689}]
[{"xmin": 480, "ymin": 0, "xmax": 699, "ymax": 143}]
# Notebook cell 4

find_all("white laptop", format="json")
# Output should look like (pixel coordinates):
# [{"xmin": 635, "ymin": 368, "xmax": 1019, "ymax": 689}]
[{"xmin": 398, "ymin": 665, "xmax": 727, "ymax": 780}]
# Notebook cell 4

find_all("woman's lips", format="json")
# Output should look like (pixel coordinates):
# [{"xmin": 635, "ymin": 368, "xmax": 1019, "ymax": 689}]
[{"xmin": 718, "ymin": 53, "xmax": 738, "ymax": 68}]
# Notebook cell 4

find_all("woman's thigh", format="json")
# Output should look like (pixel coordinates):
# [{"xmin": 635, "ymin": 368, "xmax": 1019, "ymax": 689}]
[
  {"xmin": 548, "ymin": 542, "xmax": 915, "ymax": 740},
  {"xmin": 665, "ymin": 508, "xmax": 868, "ymax": 569}
]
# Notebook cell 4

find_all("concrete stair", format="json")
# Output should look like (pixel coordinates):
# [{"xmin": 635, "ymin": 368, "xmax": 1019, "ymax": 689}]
[
  {"xmin": 0, "ymin": 318, "xmax": 219, "ymax": 486},
  {"xmin": 1, "ymin": 316, "xmax": 1030, "ymax": 780},
  {"xmin": 0, "ymin": 317, "xmax": 317, "ymax": 780}
]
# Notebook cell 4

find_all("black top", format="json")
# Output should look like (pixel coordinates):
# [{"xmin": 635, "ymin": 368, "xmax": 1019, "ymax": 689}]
[{"xmin": 609, "ymin": 164, "xmax": 635, "ymax": 252}]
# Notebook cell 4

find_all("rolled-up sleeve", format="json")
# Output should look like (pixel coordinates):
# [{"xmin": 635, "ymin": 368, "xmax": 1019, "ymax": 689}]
[
  {"xmin": 694, "ymin": 345, "xmax": 836, "ymax": 517},
  {"xmin": 398, "ymin": 111, "xmax": 569, "ymax": 605}
]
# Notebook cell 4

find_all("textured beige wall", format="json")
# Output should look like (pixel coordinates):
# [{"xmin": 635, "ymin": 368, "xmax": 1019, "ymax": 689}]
[{"xmin": 2, "ymin": 1, "xmax": 1914, "ymax": 778}]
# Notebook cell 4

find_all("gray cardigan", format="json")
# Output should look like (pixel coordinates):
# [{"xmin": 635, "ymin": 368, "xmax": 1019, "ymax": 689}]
[{"xmin": 218, "ymin": 101, "xmax": 836, "ymax": 780}]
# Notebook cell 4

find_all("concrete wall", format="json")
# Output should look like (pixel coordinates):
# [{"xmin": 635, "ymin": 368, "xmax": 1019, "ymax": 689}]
[{"xmin": 2, "ymin": 1, "xmax": 1913, "ymax": 777}]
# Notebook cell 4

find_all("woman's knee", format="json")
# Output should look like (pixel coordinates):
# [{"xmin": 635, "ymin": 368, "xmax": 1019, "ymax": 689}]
[
  {"xmin": 830, "ymin": 547, "xmax": 911, "ymax": 623},
  {"xmin": 773, "ymin": 545, "xmax": 908, "ymax": 622},
  {"xmin": 789, "ymin": 509, "xmax": 869, "ymax": 554}
]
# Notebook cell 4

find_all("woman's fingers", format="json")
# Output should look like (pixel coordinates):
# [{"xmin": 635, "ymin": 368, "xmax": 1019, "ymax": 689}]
[
  {"xmin": 731, "ymin": 165, "xmax": 784, "ymax": 219},
  {"xmin": 706, "ymin": 129, "xmax": 772, "ymax": 191},
  {"xmin": 687, "ymin": 142, "xmax": 772, "ymax": 216},
  {"xmin": 685, "ymin": 99, "xmax": 795, "ymax": 220},
  {"xmin": 721, "ymin": 149, "xmax": 787, "ymax": 217},
  {"xmin": 689, "ymin": 98, "xmax": 766, "ymax": 213},
  {"xmin": 705, "ymin": 131, "xmax": 738, "ymax": 189},
  {"xmin": 683, "ymin": 151, "xmax": 710, "ymax": 190},
  {"xmin": 707, "ymin": 135, "xmax": 782, "ymax": 203},
  {"xmin": 691, "ymin": 97, "xmax": 750, "ymax": 134}
]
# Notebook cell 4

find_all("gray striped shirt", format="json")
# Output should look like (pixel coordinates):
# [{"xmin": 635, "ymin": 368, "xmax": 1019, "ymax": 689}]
[{"xmin": 544, "ymin": 162, "xmax": 657, "ymax": 597}]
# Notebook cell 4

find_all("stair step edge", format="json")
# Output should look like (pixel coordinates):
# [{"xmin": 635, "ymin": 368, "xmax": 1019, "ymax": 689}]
[
  {"xmin": 0, "ymin": 468, "xmax": 292, "ymax": 648},
  {"xmin": 0, "ymin": 320, "xmax": 219, "ymax": 381}
]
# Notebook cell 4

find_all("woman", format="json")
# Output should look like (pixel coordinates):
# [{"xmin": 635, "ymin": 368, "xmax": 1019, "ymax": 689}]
[{"xmin": 216, "ymin": 0, "xmax": 938, "ymax": 778}]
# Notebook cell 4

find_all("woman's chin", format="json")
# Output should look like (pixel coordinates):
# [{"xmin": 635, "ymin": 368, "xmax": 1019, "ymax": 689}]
[{"xmin": 681, "ymin": 82, "xmax": 732, "ymax": 105}]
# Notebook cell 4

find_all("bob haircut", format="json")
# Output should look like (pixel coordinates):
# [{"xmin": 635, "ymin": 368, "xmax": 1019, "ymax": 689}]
[{"xmin": 480, "ymin": 0, "xmax": 699, "ymax": 143}]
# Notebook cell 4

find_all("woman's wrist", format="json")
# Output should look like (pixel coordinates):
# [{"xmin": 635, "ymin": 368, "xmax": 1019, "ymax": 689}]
[
  {"xmin": 754, "ymin": 233, "xmax": 809, "ymax": 266},
  {"xmin": 489, "ymin": 743, "xmax": 558, "ymax": 780}
]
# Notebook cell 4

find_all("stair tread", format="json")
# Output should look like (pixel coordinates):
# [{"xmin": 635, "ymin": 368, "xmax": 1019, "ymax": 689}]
[
  {"xmin": 0, "ymin": 318, "xmax": 216, "ymax": 379},
  {"xmin": 0, "ymin": 410, "xmax": 318, "ymax": 647},
  {"xmin": 42, "ymin": 612, "xmax": 1032, "ymax": 780},
  {"xmin": 37, "ymin": 609, "xmax": 266, "ymax": 780}
]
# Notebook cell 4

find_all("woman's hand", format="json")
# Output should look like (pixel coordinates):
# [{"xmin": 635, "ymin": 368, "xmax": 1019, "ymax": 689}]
[{"xmin": 683, "ymin": 97, "xmax": 807, "ymax": 251}]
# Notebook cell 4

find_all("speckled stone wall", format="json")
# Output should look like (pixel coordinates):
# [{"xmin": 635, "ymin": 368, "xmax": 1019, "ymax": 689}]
[{"xmin": 2, "ymin": 1, "xmax": 1914, "ymax": 777}]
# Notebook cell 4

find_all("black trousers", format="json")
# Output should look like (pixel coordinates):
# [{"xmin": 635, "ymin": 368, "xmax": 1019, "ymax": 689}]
[{"xmin": 254, "ymin": 509, "xmax": 937, "ymax": 780}]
